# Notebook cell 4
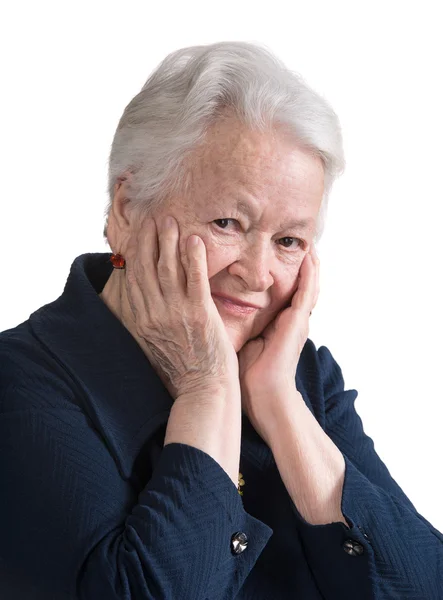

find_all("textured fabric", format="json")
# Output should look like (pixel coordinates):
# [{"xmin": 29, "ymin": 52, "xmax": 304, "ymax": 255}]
[{"xmin": 0, "ymin": 252, "xmax": 441, "ymax": 600}]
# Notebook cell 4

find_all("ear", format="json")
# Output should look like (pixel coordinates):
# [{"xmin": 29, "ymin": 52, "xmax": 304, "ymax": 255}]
[{"xmin": 107, "ymin": 173, "xmax": 135, "ymax": 255}]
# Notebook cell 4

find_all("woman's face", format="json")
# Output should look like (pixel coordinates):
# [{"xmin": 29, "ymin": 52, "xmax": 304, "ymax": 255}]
[{"xmin": 136, "ymin": 119, "xmax": 324, "ymax": 352}]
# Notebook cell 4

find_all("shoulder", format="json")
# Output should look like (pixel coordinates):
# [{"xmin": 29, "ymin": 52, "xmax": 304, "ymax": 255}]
[
  {"xmin": 296, "ymin": 338, "xmax": 353, "ymax": 425},
  {"xmin": 0, "ymin": 320, "xmax": 78, "ymax": 414},
  {"xmin": 299, "ymin": 338, "xmax": 344, "ymax": 392}
]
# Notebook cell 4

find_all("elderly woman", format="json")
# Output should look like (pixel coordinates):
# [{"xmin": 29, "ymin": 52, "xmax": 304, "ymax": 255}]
[{"xmin": 0, "ymin": 42, "xmax": 441, "ymax": 600}]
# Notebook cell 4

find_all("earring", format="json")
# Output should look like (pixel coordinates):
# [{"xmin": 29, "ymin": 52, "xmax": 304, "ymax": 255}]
[{"xmin": 110, "ymin": 253, "xmax": 126, "ymax": 269}]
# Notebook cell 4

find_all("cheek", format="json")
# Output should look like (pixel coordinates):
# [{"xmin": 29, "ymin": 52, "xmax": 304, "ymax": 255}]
[
  {"xmin": 204, "ymin": 240, "xmax": 238, "ymax": 279},
  {"xmin": 272, "ymin": 269, "xmax": 300, "ymax": 307},
  {"xmin": 178, "ymin": 229, "xmax": 237, "ymax": 277}
]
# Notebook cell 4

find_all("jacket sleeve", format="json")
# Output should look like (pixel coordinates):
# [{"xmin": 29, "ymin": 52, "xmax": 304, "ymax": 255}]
[
  {"xmin": 291, "ymin": 345, "xmax": 443, "ymax": 600},
  {"xmin": 0, "ymin": 378, "xmax": 272, "ymax": 599}
]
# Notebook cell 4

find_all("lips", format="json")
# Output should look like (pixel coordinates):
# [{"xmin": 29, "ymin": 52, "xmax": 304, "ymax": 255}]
[
  {"xmin": 211, "ymin": 293, "xmax": 261, "ymax": 317},
  {"xmin": 211, "ymin": 293, "xmax": 261, "ymax": 309}
]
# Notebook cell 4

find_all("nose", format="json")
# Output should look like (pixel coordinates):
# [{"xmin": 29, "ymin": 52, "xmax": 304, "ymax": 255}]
[{"xmin": 227, "ymin": 242, "xmax": 274, "ymax": 292}]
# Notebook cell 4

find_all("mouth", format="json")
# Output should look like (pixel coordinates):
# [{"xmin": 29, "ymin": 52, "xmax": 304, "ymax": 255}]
[{"xmin": 211, "ymin": 294, "xmax": 259, "ymax": 316}]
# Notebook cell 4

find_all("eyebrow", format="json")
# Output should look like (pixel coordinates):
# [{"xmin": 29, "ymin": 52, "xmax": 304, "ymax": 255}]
[{"xmin": 236, "ymin": 199, "xmax": 314, "ymax": 230}]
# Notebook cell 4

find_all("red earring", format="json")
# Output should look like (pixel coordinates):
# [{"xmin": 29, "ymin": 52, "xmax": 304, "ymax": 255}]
[{"xmin": 110, "ymin": 253, "xmax": 126, "ymax": 269}]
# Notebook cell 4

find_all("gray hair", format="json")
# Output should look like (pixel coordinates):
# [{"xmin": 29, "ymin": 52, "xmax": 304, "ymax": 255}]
[{"xmin": 105, "ymin": 41, "xmax": 345, "ymax": 242}]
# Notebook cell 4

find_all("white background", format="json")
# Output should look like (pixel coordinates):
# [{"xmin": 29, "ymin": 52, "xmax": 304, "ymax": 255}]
[{"xmin": 1, "ymin": 1, "xmax": 442, "ymax": 532}]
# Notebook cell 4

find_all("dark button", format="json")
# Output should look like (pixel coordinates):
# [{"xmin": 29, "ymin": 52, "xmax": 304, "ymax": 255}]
[
  {"xmin": 343, "ymin": 539, "xmax": 364, "ymax": 556},
  {"xmin": 231, "ymin": 531, "xmax": 248, "ymax": 555}
]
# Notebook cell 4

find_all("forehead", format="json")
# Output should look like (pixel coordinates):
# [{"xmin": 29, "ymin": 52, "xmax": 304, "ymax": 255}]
[
  {"xmin": 186, "ymin": 118, "xmax": 324, "ymax": 219},
  {"xmin": 191, "ymin": 119, "xmax": 324, "ymax": 189}
]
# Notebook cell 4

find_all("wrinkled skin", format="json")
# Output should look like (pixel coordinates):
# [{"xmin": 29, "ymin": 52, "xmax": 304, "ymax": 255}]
[
  {"xmin": 121, "ymin": 213, "xmax": 240, "ymax": 399},
  {"xmin": 101, "ymin": 116, "xmax": 324, "ymax": 398}
]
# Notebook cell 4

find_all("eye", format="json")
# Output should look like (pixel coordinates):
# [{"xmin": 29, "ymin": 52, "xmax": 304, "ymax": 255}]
[
  {"xmin": 213, "ymin": 218, "xmax": 237, "ymax": 229},
  {"xmin": 212, "ymin": 220, "xmax": 304, "ymax": 251},
  {"xmin": 277, "ymin": 237, "xmax": 304, "ymax": 251}
]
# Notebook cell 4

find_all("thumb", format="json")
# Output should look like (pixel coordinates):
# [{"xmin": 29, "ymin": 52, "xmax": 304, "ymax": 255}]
[{"xmin": 239, "ymin": 337, "xmax": 265, "ymax": 373}]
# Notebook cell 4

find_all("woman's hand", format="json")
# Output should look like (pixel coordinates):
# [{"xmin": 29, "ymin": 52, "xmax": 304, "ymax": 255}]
[
  {"xmin": 238, "ymin": 245, "xmax": 320, "ymax": 444},
  {"xmin": 124, "ymin": 214, "xmax": 239, "ymax": 400}
]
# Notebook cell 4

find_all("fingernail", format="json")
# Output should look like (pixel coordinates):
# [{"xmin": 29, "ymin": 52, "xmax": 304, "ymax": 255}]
[{"xmin": 311, "ymin": 247, "xmax": 319, "ymax": 265}]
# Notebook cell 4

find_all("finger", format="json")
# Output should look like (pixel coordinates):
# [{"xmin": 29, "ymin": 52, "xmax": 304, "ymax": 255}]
[
  {"xmin": 125, "ymin": 217, "xmax": 162, "ymax": 320},
  {"xmin": 306, "ymin": 252, "xmax": 319, "ymax": 312},
  {"xmin": 292, "ymin": 251, "xmax": 316, "ymax": 314},
  {"xmin": 185, "ymin": 235, "xmax": 210, "ymax": 305},
  {"xmin": 313, "ymin": 262, "xmax": 320, "ymax": 309},
  {"xmin": 175, "ymin": 221, "xmax": 188, "ymax": 291},
  {"xmin": 311, "ymin": 245, "xmax": 320, "ymax": 309},
  {"xmin": 123, "ymin": 232, "xmax": 155, "ymax": 324},
  {"xmin": 310, "ymin": 244, "xmax": 320, "ymax": 266},
  {"xmin": 134, "ymin": 216, "xmax": 162, "ymax": 302},
  {"xmin": 156, "ymin": 215, "xmax": 186, "ymax": 302}
]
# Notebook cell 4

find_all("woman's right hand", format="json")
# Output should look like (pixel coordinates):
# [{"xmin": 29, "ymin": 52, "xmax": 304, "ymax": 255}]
[{"xmin": 123, "ymin": 214, "xmax": 239, "ymax": 400}]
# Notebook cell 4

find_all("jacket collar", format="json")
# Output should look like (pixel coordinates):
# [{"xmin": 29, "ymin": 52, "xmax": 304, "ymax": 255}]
[
  {"xmin": 29, "ymin": 253, "xmax": 177, "ymax": 480},
  {"xmin": 29, "ymin": 253, "xmax": 317, "ymax": 480}
]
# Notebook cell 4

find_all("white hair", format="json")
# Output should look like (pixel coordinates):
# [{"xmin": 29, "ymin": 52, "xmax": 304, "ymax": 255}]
[{"xmin": 105, "ymin": 41, "xmax": 345, "ymax": 242}]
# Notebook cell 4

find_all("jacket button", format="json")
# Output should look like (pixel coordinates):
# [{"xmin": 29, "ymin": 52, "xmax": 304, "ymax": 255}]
[
  {"xmin": 343, "ymin": 539, "xmax": 364, "ymax": 556},
  {"xmin": 231, "ymin": 531, "xmax": 248, "ymax": 555}
]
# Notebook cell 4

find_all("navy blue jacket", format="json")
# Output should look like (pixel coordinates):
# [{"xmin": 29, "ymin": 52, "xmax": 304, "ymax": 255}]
[{"xmin": 0, "ymin": 253, "xmax": 442, "ymax": 599}]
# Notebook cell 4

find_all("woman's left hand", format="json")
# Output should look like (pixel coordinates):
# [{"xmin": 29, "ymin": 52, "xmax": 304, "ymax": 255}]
[{"xmin": 238, "ymin": 244, "xmax": 320, "ymax": 445}]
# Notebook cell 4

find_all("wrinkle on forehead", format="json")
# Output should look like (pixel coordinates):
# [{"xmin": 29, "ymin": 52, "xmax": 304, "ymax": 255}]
[{"xmin": 181, "ymin": 116, "xmax": 324, "ymax": 221}]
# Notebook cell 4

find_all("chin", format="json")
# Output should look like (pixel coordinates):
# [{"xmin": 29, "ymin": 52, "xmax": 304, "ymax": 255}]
[
  {"xmin": 224, "ymin": 324, "xmax": 252, "ymax": 354},
  {"xmin": 219, "ymin": 310, "xmax": 269, "ymax": 353}
]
